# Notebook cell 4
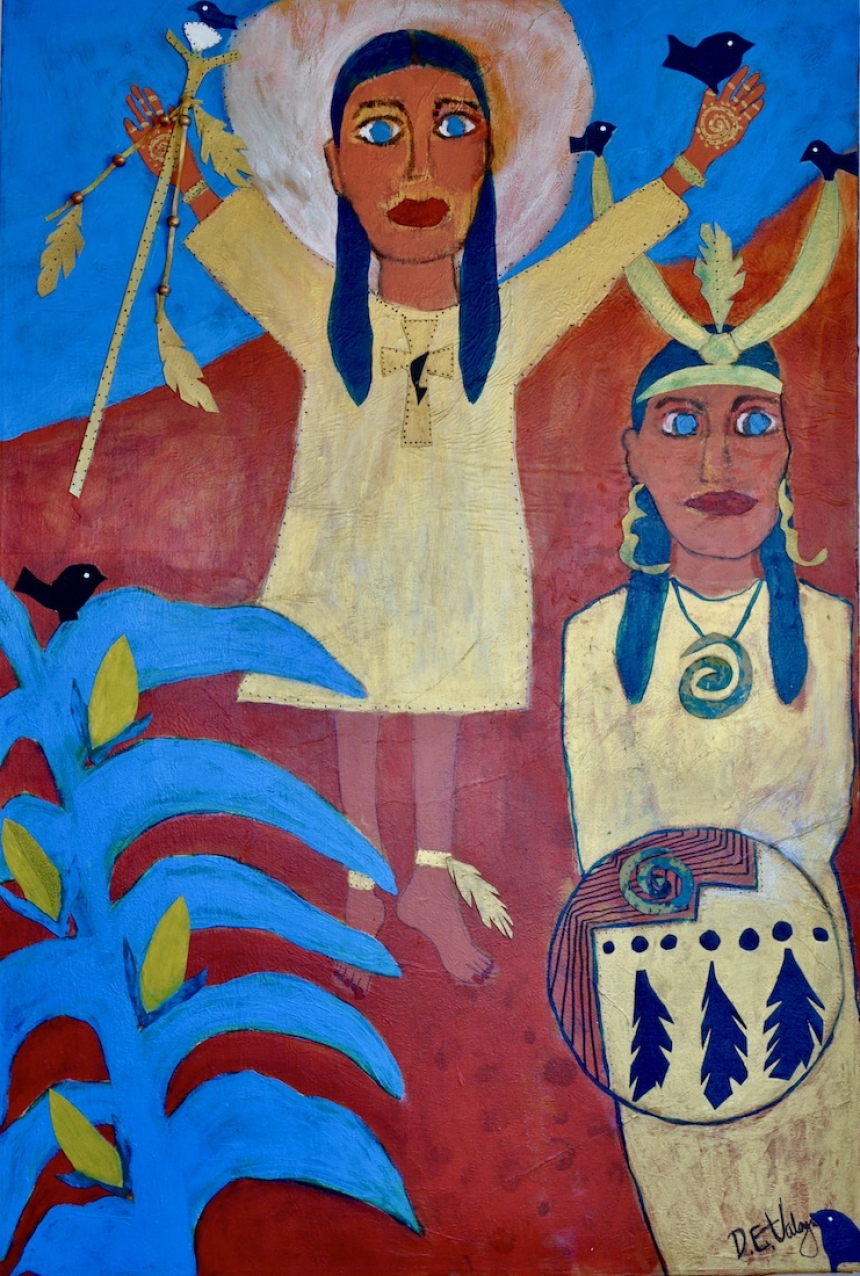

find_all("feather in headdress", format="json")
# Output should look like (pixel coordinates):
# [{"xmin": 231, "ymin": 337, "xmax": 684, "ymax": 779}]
[{"xmin": 693, "ymin": 224, "xmax": 745, "ymax": 333}]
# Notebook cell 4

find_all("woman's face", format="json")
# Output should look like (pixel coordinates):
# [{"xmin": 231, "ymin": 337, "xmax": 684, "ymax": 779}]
[
  {"xmin": 624, "ymin": 382, "xmax": 790, "ymax": 562},
  {"xmin": 324, "ymin": 65, "xmax": 489, "ymax": 265}
]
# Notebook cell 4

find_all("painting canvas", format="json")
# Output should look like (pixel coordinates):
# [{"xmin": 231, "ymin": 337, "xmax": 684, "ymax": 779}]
[{"xmin": 0, "ymin": 0, "xmax": 857, "ymax": 1272}]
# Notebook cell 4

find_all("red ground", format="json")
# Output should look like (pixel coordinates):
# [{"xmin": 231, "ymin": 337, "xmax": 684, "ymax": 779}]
[{"xmin": 0, "ymin": 181, "xmax": 857, "ymax": 1275}]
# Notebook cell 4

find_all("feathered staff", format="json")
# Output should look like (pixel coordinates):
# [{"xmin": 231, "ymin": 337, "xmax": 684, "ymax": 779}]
[{"xmin": 37, "ymin": 30, "xmax": 251, "ymax": 498}]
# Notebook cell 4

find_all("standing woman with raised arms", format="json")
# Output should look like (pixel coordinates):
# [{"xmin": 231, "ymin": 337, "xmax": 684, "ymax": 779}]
[{"xmin": 125, "ymin": 0, "xmax": 763, "ymax": 993}]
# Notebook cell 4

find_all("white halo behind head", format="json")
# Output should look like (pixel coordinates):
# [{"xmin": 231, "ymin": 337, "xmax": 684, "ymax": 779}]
[{"xmin": 225, "ymin": 0, "xmax": 594, "ymax": 274}]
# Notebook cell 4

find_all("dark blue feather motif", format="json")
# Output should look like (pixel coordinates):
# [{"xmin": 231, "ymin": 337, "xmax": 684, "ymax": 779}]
[
  {"xmin": 764, "ymin": 948, "xmax": 825, "ymax": 1081},
  {"xmin": 701, "ymin": 961, "xmax": 748, "ymax": 1109},
  {"xmin": 629, "ymin": 968, "xmax": 673, "ymax": 1100}
]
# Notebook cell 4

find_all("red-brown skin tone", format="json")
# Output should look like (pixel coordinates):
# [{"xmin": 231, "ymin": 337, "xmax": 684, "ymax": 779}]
[
  {"xmin": 324, "ymin": 66, "xmax": 490, "ymax": 309},
  {"xmin": 624, "ymin": 383, "xmax": 790, "ymax": 595}
]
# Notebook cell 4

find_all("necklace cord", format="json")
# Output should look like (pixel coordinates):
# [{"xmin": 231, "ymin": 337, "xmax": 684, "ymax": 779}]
[{"xmin": 671, "ymin": 578, "xmax": 764, "ymax": 641}]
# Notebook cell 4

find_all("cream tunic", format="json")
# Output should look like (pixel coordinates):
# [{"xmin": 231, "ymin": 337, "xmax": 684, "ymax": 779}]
[
  {"xmin": 562, "ymin": 581, "xmax": 860, "ymax": 1274},
  {"xmin": 186, "ymin": 182, "xmax": 686, "ymax": 712}
]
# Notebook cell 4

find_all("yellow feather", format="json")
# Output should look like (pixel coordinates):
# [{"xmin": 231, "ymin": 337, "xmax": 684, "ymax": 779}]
[
  {"xmin": 693, "ymin": 223, "xmax": 745, "ymax": 333},
  {"xmin": 446, "ymin": 858, "xmax": 513, "ymax": 937},
  {"xmin": 193, "ymin": 105, "xmax": 252, "ymax": 187},
  {"xmin": 37, "ymin": 205, "xmax": 84, "ymax": 297},
  {"xmin": 156, "ymin": 310, "xmax": 218, "ymax": 413}
]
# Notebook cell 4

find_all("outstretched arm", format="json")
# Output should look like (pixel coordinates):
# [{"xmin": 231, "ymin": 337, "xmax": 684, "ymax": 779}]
[
  {"xmin": 125, "ymin": 86, "xmax": 330, "ymax": 358},
  {"xmin": 502, "ymin": 69, "xmax": 765, "ymax": 379}
]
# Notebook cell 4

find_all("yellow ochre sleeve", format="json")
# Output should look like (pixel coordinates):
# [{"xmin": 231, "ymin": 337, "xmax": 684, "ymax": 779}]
[
  {"xmin": 501, "ymin": 179, "xmax": 688, "ymax": 380},
  {"xmin": 184, "ymin": 186, "xmax": 332, "ymax": 362}
]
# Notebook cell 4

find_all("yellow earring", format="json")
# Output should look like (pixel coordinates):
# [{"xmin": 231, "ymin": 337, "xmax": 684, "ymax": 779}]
[
  {"xmin": 619, "ymin": 484, "xmax": 670, "ymax": 575},
  {"xmin": 779, "ymin": 479, "xmax": 827, "ymax": 568}
]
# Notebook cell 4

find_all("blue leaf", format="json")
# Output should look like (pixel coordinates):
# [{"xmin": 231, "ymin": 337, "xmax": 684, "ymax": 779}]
[
  {"xmin": 0, "ymin": 883, "xmax": 68, "ymax": 937},
  {"xmin": 144, "ymin": 973, "xmax": 404, "ymax": 1100},
  {"xmin": 0, "ymin": 1081, "xmax": 113, "ymax": 1258},
  {"xmin": 170, "ymin": 1072, "xmax": 419, "ymax": 1232},
  {"xmin": 88, "ymin": 713, "xmax": 153, "ymax": 765},
  {"xmin": 117, "ymin": 856, "xmax": 399, "ymax": 977},
  {"xmin": 45, "ymin": 588, "xmax": 365, "ymax": 699},
  {"xmin": 70, "ymin": 679, "xmax": 89, "ymax": 746},
  {"xmin": 0, "ymin": 940, "xmax": 103, "ymax": 1124},
  {"xmin": 77, "ymin": 738, "xmax": 395, "ymax": 891},
  {"xmin": 0, "ymin": 689, "xmax": 34, "ymax": 770},
  {"xmin": 12, "ymin": 1198, "xmax": 196, "ymax": 1276},
  {"xmin": 0, "ymin": 581, "xmax": 43, "ymax": 685}
]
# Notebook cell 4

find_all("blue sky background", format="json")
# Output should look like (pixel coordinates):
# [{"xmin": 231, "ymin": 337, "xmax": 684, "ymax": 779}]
[{"xmin": 1, "ymin": 0, "xmax": 856, "ymax": 439}]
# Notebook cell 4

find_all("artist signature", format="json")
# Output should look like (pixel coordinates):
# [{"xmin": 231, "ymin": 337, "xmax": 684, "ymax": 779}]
[{"xmin": 728, "ymin": 1199, "xmax": 819, "ymax": 1260}]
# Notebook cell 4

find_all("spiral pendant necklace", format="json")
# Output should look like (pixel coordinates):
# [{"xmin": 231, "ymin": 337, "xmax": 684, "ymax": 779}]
[{"xmin": 672, "ymin": 579, "xmax": 764, "ymax": 719}]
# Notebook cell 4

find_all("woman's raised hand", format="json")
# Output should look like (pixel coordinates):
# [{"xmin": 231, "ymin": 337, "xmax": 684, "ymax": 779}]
[
  {"xmin": 124, "ymin": 85, "xmax": 203, "ymax": 192},
  {"xmin": 688, "ymin": 68, "xmax": 766, "ymax": 169}
]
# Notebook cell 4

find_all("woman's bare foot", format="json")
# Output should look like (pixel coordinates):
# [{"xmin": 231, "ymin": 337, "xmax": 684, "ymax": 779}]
[
  {"xmin": 396, "ymin": 864, "xmax": 495, "ymax": 985},
  {"xmin": 333, "ymin": 887, "xmax": 386, "ymax": 999}
]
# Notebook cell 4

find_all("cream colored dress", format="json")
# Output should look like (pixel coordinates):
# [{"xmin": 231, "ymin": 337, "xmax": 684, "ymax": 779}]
[
  {"xmin": 186, "ymin": 182, "xmax": 687, "ymax": 712},
  {"xmin": 562, "ymin": 580, "xmax": 860, "ymax": 1274}
]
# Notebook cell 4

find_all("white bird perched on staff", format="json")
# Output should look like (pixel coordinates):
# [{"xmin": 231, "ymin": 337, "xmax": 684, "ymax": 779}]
[{"xmin": 183, "ymin": 1, "xmax": 238, "ymax": 53}]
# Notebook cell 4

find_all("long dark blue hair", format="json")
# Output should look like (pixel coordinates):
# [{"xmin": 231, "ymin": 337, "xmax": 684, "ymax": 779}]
[
  {"xmin": 328, "ymin": 30, "xmax": 501, "ymax": 405},
  {"xmin": 615, "ymin": 338, "xmax": 808, "ymax": 706}
]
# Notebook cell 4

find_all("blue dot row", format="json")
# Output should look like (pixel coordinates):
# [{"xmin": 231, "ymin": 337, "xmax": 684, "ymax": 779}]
[{"xmin": 602, "ymin": 924, "xmax": 829, "ymax": 955}]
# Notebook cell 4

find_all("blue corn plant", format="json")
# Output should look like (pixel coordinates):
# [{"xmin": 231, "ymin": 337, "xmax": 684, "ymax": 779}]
[{"xmin": 0, "ymin": 581, "xmax": 418, "ymax": 1274}]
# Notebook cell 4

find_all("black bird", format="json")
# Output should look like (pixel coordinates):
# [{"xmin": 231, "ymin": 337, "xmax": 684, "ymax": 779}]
[
  {"xmin": 14, "ymin": 564, "xmax": 106, "ymax": 624},
  {"xmin": 569, "ymin": 121, "xmax": 616, "ymax": 157},
  {"xmin": 810, "ymin": 1211, "xmax": 860, "ymax": 1273},
  {"xmin": 663, "ymin": 32, "xmax": 753, "ymax": 93},
  {"xmin": 184, "ymin": 2, "xmax": 238, "ymax": 52},
  {"xmin": 802, "ymin": 140, "xmax": 859, "ymax": 182}
]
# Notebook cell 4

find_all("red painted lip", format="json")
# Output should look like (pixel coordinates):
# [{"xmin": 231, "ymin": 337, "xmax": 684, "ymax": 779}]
[
  {"xmin": 387, "ymin": 198, "xmax": 449, "ymax": 228},
  {"xmin": 685, "ymin": 491, "xmax": 757, "ymax": 516}
]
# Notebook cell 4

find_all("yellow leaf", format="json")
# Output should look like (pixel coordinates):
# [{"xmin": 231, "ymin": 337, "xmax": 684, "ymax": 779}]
[
  {"xmin": 2, "ymin": 819, "xmax": 62, "ymax": 920},
  {"xmin": 140, "ymin": 896, "xmax": 190, "ymax": 1012},
  {"xmin": 49, "ymin": 1091, "xmax": 124, "ymax": 1188},
  {"xmin": 88, "ymin": 636, "xmax": 139, "ymax": 750},
  {"xmin": 37, "ymin": 205, "xmax": 84, "ymax": 297},
  {"xmin": 193, "ymin": 105, "xmax": 252, "ymax": 187},
  {"xmin": 156, "ymin": 311, "xmax": 218, "ymax": 413}
]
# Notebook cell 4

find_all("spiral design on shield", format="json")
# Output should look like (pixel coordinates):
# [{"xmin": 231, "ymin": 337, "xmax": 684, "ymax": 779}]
[
  {"xmin": 696, "ymin": 103, "xmax": 743, "ymax": 150},
  {"xmin": 619, "ymin": 847, "xmax": 695, "ymax": 915},
  {"xmin": 678, "ymin": 632, "xmax": 753, "ymax": 719}
]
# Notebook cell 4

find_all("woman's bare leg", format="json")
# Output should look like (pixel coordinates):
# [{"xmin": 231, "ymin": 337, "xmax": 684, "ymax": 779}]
[
  {"xmin": 396, "ymin": 714, "xmax": 495, "ymax": 984},
  {"xmin": 332, "ymin": 712, "xmax": 386, "ymax": 998}
]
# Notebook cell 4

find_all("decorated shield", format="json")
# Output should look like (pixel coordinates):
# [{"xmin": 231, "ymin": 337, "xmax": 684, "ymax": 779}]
[{"xmin": 548, "ymin": 828, "xmax": 844, "ymax": 1123}]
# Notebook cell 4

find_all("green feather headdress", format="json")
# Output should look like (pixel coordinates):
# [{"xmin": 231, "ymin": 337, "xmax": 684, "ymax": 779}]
[{"xmin": 591, "ymin": 156, "xmax": 842, "ymax": 401}]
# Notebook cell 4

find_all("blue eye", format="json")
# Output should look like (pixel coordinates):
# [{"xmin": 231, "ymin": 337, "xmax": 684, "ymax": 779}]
[
  {"xmin": 736, "ymin": 410, "xmax": 777, "ymax": 436},
  {"xmin": 437, "ymin": 113, "xmax": 476, "ymax": 138},
  {"xmin": 358, "ymin": 118, "xmax": 400, "ymax": 145},
  {"xmin": 662, "ymin": 411, "xmax": 699, "ymax": 436}
]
